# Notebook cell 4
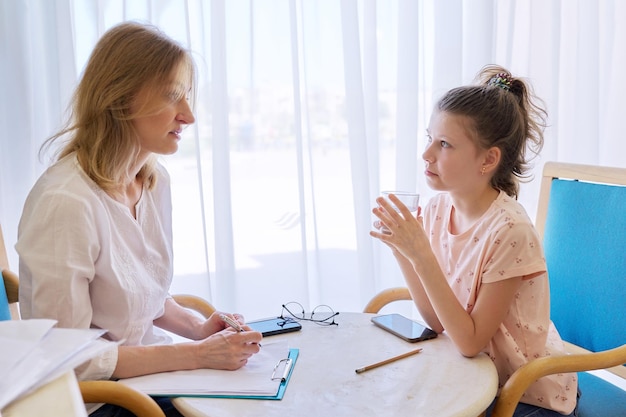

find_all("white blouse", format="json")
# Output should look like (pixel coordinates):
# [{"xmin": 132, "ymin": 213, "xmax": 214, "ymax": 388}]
[{"xmin": 16, "ymin": 154, "xmax": 175, "ymax": 380}]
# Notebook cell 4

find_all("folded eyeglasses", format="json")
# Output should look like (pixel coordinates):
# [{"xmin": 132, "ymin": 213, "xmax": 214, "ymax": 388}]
[{"xmin": 279, "ymin": 301, "xmax": 339, "ymax": 326}]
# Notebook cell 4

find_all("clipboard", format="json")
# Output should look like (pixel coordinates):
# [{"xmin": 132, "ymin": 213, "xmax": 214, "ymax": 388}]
[
  {"xmin": 117, "ymin": 343, "xmax": 298, "ymax": 401},
  {"xmin": 188, "ymin": 348, "xmax": 299, "ymax": 400}
]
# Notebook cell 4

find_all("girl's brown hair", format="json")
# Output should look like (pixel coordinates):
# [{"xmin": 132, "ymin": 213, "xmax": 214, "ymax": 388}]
[
  {"xmin": 436, "ymin": 65, "xmax": 547, "ymax": 198},
  {"xmin": 43, "ymin": 21, "xmax": 196, "ymax": 193}
]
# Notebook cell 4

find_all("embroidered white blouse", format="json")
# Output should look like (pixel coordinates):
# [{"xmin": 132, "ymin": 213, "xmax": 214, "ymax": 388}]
[{"xmin": 16, "ymin": 154, "xmax": 175, "ymax": 380}]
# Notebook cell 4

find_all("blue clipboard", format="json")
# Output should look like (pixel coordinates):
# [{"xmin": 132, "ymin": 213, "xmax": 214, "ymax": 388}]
[{"xmin": 168, "ymin": 348, "xmax": 299, "ymax": 401}]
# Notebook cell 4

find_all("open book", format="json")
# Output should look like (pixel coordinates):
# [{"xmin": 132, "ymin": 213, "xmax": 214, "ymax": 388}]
[{"xmin": 117, "ymin": 340, "xmax": 298, "ymax": 400}]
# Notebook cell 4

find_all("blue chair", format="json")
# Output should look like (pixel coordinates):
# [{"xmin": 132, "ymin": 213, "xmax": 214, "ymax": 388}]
[{"xmin": 492, "ymin": 162, "xmax": 626, "ymax": 417}]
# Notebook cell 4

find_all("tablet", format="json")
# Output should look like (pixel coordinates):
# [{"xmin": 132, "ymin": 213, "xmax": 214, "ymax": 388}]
[{"xmin": 247, "ymin": 317, "xmax": 302, "ymax": 336}]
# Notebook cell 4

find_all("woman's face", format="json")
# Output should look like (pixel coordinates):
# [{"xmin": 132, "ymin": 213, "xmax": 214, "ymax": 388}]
[
  {"xmin": 422, "ymin": 110, "xmax": 487, "ymax": 196},
  {"xmin": 131, "ymin": 70, "xmax": 195, "ymax": 157}
]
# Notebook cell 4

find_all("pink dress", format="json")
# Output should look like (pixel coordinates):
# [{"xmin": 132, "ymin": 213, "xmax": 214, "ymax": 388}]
[{"xmin": 424, "ymin": 191, "xmax": 577, "ymax": 414}]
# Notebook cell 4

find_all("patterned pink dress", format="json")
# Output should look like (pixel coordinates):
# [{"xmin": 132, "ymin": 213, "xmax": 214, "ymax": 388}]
[{"xmin": 424, "ymin": 191, "xmax": 577, "ymax": 414}]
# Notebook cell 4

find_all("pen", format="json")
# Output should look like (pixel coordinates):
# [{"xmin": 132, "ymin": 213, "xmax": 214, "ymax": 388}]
[
  {"xmin": 355, "ymin": 348, "xmax": 423, "ymax": 374},
  {"xmin": 219, "ymin": 314, "xmax": 262, "ymax": 347},
  {"xmin": 220, "ymin": 313, "xmax": 244, "ymax": 332}
]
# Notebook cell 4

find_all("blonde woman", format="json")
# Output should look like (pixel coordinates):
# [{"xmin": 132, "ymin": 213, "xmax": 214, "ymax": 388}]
[{"xmin": 17, "ymin": 22, "xmax": 262, "ymax": 417}]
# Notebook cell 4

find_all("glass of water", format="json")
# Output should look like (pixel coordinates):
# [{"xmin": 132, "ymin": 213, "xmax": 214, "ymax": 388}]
[
  {"xmin": 381, "ymin": 191, "xmax": 420, "ymax": 213},
  {"xmin": 377, "ymin": 191, "xmax": 420, "ymax": 234}
]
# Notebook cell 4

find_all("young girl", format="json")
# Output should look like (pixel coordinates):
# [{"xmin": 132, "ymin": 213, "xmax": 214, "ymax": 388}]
[
  {"xmin": 16, "ymin": 22, "xmax": 262, "ymax": 417},
  {"xmin": 370, "ymin": 65, "xmax": 578, "ymax": 417}
]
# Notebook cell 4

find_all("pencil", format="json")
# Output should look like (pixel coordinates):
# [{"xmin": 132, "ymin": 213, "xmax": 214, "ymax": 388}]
[{"xmin": 354, "ymin": 348, "xmax": 423, "ymax": 374}]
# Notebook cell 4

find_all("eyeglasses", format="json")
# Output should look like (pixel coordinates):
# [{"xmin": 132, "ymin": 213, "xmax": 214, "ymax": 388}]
[{"xmin": 279, "ymin": 301, "xmax": 339, "ymax": 326}]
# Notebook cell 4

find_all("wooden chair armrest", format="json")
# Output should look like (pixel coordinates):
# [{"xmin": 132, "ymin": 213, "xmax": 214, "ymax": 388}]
[
  {"xmin": 2, "ymin": 268, "xmax": 19, "ymax": 303},
  {"xmin": 173, "ymin": 294, "xmax": 216, "ymax": 319},
  {"xmin": 563, "ymin": 341, "xmax": 626, "ymax": 379},
  {"xmin": 363, "ymin": 287, "xmax": 412, "ymax": 313},
  {"xmin": 491, "ymin": 344, "xmax": 626, "ymax": 417},
  {"xmin": 78, "ymin": 381, "xmax": 165, "ymax": 417}
]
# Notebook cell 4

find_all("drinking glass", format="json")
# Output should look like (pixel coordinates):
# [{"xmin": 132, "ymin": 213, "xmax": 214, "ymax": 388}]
[{"xmin": 378, "ymin": 191, "xmax": 420, "ymax": 233}]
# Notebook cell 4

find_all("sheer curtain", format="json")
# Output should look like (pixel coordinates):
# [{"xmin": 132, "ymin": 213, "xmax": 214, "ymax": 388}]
[{"xmin": 1, "ymin": 0, "xmax": 624, "ymax": 319}]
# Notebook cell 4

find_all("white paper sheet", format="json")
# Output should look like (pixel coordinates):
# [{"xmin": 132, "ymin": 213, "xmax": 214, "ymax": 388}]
[
  {"xmin": 0, "ymin": 320, "xmax": 111, "ymax": 409},
  {"xmin": 118, "ymin": 340, "xmax": 291, "ymax": 396}
]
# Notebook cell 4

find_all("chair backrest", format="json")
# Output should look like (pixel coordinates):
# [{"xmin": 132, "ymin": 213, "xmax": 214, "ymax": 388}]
[
  {"xmin": 363, "ymin": 287, "xmax": 412, "ymax": 313},
  {"xmin": 535, "ymin": 162, "xmax": 626, "ymax": 354}
]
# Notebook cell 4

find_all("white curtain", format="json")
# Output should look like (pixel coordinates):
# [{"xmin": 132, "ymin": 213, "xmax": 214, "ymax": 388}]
[{"xmin": 1, "ymin": 0, "xmax": 625, "ymax": 319}]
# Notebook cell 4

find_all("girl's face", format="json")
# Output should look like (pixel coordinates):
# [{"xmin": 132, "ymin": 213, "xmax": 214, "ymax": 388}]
[
  {"xmin": 422, "ymin": 110, "xmax": 488, "ymax": 195},
  {"xmin": 131, "ymin": 69, "xmax": 195, "ymax": 157}
]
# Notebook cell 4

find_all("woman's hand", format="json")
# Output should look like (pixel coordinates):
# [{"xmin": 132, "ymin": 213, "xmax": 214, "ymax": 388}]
[
  {"xmin": 193, "ymin": 327, "xmax": 263, "ymax": 370},
  {"xmin": 197, "ymin": 311, "xmax": 245, "ymax": 337}
]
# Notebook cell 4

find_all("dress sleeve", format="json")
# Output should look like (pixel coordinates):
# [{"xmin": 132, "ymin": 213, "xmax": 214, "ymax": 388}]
[{"xmin": 480, "ymin": 221, "xmax": 546, "ymax": 284}]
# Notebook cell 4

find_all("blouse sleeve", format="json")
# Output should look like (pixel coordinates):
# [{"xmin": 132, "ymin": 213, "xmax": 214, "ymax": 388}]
[{"xmin": 17, "ymin": 188, "xmax": 118, "ymax": 379}]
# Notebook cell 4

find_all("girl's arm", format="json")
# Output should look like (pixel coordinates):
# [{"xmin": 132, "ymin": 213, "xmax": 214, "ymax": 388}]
[
  {"xmin": 412, "ymin": 250, "xmax": 522, "ymax": 356},
  {"xmin": 371, "ymin": 197, "xmax": 523, "ymax": 357},
  {"xmin": 391, "ymin": 250, "xmax": 444, "ymax": 333}
]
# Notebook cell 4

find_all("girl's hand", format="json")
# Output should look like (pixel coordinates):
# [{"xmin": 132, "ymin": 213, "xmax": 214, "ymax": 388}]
[{"xmin": 370, "ymin": 194, "xmax": 429, "ymax": 263}]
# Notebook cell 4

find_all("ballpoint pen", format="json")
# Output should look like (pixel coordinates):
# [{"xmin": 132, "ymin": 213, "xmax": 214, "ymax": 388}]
[{"xmin": 220, "ymin": 314, "xmax": 262, "ymax": 346}]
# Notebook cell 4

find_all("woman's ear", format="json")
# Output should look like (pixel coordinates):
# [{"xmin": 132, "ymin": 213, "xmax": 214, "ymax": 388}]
[{"xmin": 482, "ymin": 146, "xmax": 501, "ymax": 175}]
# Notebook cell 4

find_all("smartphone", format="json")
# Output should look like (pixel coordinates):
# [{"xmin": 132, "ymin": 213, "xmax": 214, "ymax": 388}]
[
  {"xmin": 247, "ymin": 317, "xmax": 302, "ymax": 337},
  {"xmin": 371, "ymin": 313, "xmax": 438, "ymax": 343}
]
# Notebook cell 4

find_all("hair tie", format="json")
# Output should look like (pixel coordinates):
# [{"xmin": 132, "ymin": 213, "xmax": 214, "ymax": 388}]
[{"xmin": 488, "ymin": 72, "xmax": 513, "ymax": 91}]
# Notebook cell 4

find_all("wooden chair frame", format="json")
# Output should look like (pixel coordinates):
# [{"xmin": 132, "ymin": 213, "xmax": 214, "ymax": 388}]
[{"xmin": 363, "ymin": 287, "xmax": 412, "ymax": 314}]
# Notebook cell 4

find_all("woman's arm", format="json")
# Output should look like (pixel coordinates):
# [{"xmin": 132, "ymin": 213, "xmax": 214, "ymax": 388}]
[
  {"xmin": 113, "ymin": 328, "xmax": 263, "ymax": 378},
  {"xmin": 153, "ymin": 297, "xmax": 229, "ymax": 340}
]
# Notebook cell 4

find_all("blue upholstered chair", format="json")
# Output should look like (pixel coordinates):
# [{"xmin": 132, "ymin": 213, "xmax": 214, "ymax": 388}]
[{"xmin": 492, "ymin": 162, "xmax": 626, "ymax": 417}]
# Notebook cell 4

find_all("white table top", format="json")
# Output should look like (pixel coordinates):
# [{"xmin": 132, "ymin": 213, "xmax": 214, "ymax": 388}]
[{"xmin": 173, "ymin": 312, "xmax": 498, "ymax": 417}]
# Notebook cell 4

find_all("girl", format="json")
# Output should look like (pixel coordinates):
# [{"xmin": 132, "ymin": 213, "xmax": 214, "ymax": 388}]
[
  {"xmin": 371, "ymin": 65, "xmax": 578, "ymax": 417},
  {"xmin": 16, "ymin": 22, "xmax": 262, "ymax": 416}
]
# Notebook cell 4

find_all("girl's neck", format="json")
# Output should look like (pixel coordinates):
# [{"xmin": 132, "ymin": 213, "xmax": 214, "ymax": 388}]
[{"xmin": 448, "ymin": 187, "xmax": 500, "ymax": 235}]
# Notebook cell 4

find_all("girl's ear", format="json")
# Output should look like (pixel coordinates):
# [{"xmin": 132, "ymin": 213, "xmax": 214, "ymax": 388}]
[{"xmin": 482, "ymin": 146, "xmax": 501, "ymax": 175}]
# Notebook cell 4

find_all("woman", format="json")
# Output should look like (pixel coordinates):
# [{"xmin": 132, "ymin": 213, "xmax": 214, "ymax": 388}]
[{"xmin": 16, "ymin": 22, "xmax": 262, "ymax": 416}]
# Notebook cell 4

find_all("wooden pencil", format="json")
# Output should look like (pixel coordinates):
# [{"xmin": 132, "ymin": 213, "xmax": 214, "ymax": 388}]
[{"xmin": 355, "ymin": 348, "xmax": 423, "ymax": 374}]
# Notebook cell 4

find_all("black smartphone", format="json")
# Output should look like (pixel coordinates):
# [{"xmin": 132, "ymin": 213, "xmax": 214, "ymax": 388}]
[
  {"xmin": 247, "ymin": 317, "xmax": 302, "ymax": 336},
  {"xmin": 371, "ymin": 313, "xmax": 438, "ymax": 343}
]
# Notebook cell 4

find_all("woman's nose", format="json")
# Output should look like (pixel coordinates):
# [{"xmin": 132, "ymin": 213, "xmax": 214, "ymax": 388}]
[{"xmin": 177, "ymin": 99, "xmax": 195, "ymax": 125}]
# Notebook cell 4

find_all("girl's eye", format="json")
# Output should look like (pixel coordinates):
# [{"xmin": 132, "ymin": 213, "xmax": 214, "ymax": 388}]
[
  {"xmin": 425, "ymin": 134, "xmax": 433, "ymax": 144},
  {"xmin": 440, "ymin": 140, "xmax": 450, "ymax": 148}
]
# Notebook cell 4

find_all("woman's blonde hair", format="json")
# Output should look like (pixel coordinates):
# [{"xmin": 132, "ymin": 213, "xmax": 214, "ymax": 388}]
[{"xmin": 43, "ymin": 21, "xmax": 196, "ymax": 192}]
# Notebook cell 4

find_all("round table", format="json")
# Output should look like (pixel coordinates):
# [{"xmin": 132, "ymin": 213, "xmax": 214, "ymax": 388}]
[{"xmin": 173, "ymin": 312, "xmax": 498, "ymax": 417}]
